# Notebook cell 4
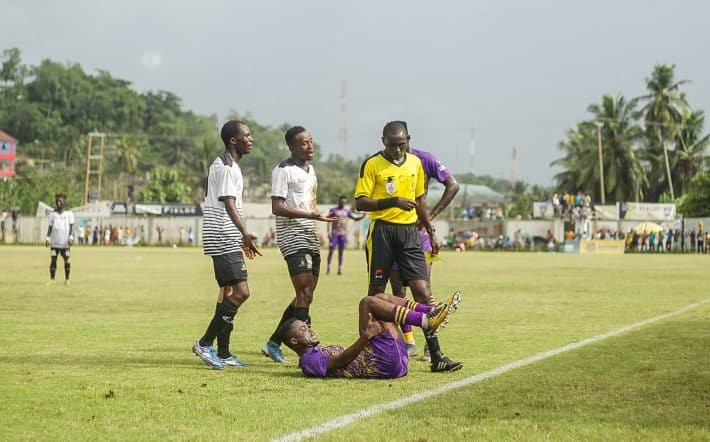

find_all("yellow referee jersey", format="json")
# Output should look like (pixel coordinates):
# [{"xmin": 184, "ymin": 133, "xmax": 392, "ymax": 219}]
[{"xmin": 355, "ymin": 152, "xmax": 425, "ymax": 224}]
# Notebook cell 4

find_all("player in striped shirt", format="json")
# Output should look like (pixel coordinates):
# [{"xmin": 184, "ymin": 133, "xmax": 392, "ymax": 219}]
[
  {"xmin": 262, "ymin": 126, "xmax": 337, "ymax": 364},
  {"xmin": 192, "ymin": 120, "xmax": 261, "ymax": 370},
  {"xmin": 45, "ymin": 194, "xmax": 75, "ymax": 285}
]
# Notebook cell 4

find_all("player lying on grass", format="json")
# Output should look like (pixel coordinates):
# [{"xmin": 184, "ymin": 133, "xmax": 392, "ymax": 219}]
[{"xmin": 278, "ymin": 292, "xmax": 462, "ymax": 378}]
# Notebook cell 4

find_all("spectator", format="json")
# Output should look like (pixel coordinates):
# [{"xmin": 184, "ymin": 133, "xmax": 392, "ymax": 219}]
[{"xmin": 552, "ymin": 193, "xmax": 561, "ymax": 215}]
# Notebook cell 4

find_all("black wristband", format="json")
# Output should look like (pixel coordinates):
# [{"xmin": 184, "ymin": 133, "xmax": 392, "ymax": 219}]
[{"xmin": 376, "ymin": 198, "xmax": 398, "ymax": 210}]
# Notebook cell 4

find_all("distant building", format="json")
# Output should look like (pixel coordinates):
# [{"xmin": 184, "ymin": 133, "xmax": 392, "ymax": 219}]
[{"xmin": 0, "ymin": 130, "xmax": 17, "ymax": 178}]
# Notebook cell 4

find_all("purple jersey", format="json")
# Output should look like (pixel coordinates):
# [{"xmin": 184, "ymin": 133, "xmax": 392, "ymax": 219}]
[
  {"xmin": 410, "ymin": 148, "xmax": 452, "ymax": 192},
  {"xmin": 328, "ymin": 207, "xmax": 353, "ymax": 236},
  {"xmin": 298, "ymin": 331, "xmax": 408, "ymax": 379}
]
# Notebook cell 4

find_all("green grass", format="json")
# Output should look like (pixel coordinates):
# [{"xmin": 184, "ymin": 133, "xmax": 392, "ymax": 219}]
[{"xmin": 0, "ymin": 246, "xmax": 708, "ymax": 441}]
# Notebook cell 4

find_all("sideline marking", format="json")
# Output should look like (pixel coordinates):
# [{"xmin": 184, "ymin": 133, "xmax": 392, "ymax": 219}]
[{"xmin": 275, "ymin": 299, "xmax": 709, "ymax": 442}]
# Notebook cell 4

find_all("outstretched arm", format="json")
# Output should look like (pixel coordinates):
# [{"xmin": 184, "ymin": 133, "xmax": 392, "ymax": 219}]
[
  {"xmin": 272, "ymin": 197, "xmax": 338, "ymax": 222},
  {"xmin": 326, "ymin": 314, "xmax": 383, "ymax": 372}
]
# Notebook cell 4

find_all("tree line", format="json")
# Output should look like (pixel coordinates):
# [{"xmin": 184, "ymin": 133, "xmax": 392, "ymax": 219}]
[
  {"xmin": 551, "ymin": 64, "xmax": 709, "ymax": 215},
  {"xmin": 1, "ymin": 49, "xmax": 708, "ymax": 216}
]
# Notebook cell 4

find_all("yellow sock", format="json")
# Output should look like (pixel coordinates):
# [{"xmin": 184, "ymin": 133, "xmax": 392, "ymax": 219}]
[{"xmin": 402, "ymin": 331, "xmax": 415, "ymax": 344}]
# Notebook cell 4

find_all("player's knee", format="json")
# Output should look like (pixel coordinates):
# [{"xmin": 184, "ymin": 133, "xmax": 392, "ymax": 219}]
[
  {"xmin": 231, "ymin": 287, "xmax": 250, "ymax": 304},
  {"xmin": 359, "ymin": 296, "xmax": 375, "ymax": 310},
  {"xmin": 373, "ymin": 293, "xmax": 388, "ymax": 302},
  {"xmin": 298, "ymin": 286, "xmax": 314, "ymax": 305}
]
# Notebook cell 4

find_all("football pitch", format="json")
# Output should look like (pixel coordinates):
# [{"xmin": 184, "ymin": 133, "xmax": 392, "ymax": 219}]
[{"xmin": 1, "ymin": 246, "xmax": 708, "ymax": 441}]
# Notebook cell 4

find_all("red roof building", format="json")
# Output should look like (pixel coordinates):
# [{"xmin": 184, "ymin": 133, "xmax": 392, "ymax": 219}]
[{"xmin": 0, "ymin": 130, "xmax": 17, "ymax": 178}]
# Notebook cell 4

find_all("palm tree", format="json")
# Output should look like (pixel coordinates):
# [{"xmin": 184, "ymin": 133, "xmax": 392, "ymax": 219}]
[
  {"xmin": 640, "ymin": 64, "xmax": 690, "ymax": 199},
  {"xmin": 551, "ymin": 123, "xmax": 595, "ymax": 195},
  {"xmin": 674, "ymin": 110, "xmax": 710, "ymax": 195},
  {"xmin": 115, "ymin": 134, "xmax": 141, "ymax": 174},
  {"xmin": 114, "ymin": 134, "xmax": 142, "ymax": 200},
  {"xmin": 587, "ymin": 95, "xmax": 647, "ymax": 202}
]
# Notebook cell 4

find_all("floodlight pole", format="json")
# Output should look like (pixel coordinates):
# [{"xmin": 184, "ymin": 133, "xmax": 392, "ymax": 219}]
[{"xmin": 595, "ymin": 120, "xmax": 606, "ymax": 204}]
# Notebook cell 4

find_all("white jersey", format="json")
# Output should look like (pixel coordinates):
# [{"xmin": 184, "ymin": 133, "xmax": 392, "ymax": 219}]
[
  {"xmin": 271, "ymin": 158, "xmax": 319, "ymax": 257},
  {"xmin": 203, "ymin": 152, "xmax": 245, "ymax": 256},
  {"xmin": 48, "ymin": 210, "xmax": 75, "ymax": 248}
]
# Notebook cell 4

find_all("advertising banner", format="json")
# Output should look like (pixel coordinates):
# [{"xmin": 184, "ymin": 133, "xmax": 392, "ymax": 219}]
[
  {"xmin": 594, "ymin": 203, "xmax": 620, "ymax": 220},
  {"xmin": 620, "ymin": 203, "xmax": 675, "ymax": 221},
  {"xmin": 578, "ymin": 239, "xmax": 625, "ymax": 255},
  {"xmin": 562, "ymin": 240, "xmax": 580, "ymax": 253},
  {"xmin": 135, "ymin": 204, "xmax": 163, "ymax": 215}
]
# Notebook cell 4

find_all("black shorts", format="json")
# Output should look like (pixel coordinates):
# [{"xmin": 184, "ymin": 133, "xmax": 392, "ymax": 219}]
[
  {"xmin": 212, "ymin": 251, "xmax": 248, "ymax": 287},
  {"xmin": 50, "ymin": 248, "xmax": 70, "ymax": 259},
  {"xmin": 284, "ymin": 250, "xmax": 321, "ymax": 277},
  {"xmin": 365, "ymin": 220, "xmax": 427, "ymax": 286}
]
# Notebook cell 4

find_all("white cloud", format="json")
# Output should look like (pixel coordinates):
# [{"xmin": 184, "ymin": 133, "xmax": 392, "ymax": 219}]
[{"xmin": 140, "ymin": 51, "xmax": 162, "ymax": 70}]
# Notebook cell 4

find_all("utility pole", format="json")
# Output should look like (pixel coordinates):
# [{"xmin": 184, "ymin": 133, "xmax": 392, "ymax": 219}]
[
  {"xmin": 83, "ymin": 131, "xmax": 106, "ymax": 204},
  {"xmin": 661, "ymin": 134, "xmax": 675, "ymax": 200},
  {"xmin": 595, "ymin": 120, "xmax": 606, "ymax": 204},
  {"xmin": 339, "ymin": 80, "xmax": 348, "ymax": 158},
  {"xmin": 511, "ymin": 147, "xmax": 518, "ymax": 184}
]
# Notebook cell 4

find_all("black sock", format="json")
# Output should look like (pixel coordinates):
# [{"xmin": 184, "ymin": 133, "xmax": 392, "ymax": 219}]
[
  {"xmin": 199, "ymin": 303, "xmax": 222, "ymax": 347},
  {"xmin": 64, "ymin": 262, "xmax": 71, "ymax": 280},
  {"xmin": 216, "ymin": 299, "xmax": 238, "ymax": 357},
  {"xmin": 217, "ymin": 321, "xmax": 234, "ymax": 359},
  {"xmin": 293, "ymin": 307, "xmax": 310, "ymax": 324},
  {"xmin": 50, "ymin": 263, "xmax": 57, "ymax": 279},
  {"xmin": 424, "ymin": 334, "xmax": 444, "ymax": 361},
  {"xmin": 269, "ymin": 303, "xmax": 295, "ymax": 345}
]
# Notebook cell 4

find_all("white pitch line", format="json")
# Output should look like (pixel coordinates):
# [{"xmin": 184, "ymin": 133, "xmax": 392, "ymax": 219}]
[{"xmin": 274, "ymin": 298, "xmax": 709, "ymax": 442}]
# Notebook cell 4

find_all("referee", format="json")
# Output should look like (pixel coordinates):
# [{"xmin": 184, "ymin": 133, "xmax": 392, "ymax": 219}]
[{"xmin": 354, "ymin": 121, "xmax": 462, "ymax": 373}]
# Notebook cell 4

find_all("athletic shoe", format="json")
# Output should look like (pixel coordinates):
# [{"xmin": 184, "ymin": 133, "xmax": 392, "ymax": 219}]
[
  {"xmin": 46, "ymin": 280, "xmax": 56, "ymax": 286},
  {"xmin": 406, "ymin": 343, "xmax": 418, "ymax": 357},
  {"xmin": 261, "ymin": 340, "xmax": 289, "ymax": 364},
  {"xmin": 192, "ymin": 341, "xmax": 224, "ymax": 370},
  {"xmin": 431, "ymin": 356, "xmax": 463, "ymax": 372},
  {"xmin": 420, "ymin": 344, "xmax": 431, "ymax": 362},
  {"xmin": 64, "ymin": 280, "xmax": 71, "ymax": 286},
  {"xmin": 221, "ymin": 354, "xmax": 248, "ymax": 367},
  {"xmin": 424, "ymin": 291, "xmax": 462, "ymax": 336}
]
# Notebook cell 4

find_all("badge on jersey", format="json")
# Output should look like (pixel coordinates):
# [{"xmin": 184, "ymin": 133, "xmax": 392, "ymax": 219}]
[{"xmin": 385, "ymin": 177, "xmax": 397, "ymax": 194}]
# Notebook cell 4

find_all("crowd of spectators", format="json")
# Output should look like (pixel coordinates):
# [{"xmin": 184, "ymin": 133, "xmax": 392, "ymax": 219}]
[
  {"xmin": 457, "ymin": 205, "xmax": 504, "ymax": 221},
  {"xmin": 624, "ymin": 226, "xmax": 708, "ymax": 253},
  {"xmin": 74, "ymin": 224, "xmax": 195, "ymax": 246},
  {"xmin": 551, "ymin": 191, "xmax": 593, "ymax": 221}
]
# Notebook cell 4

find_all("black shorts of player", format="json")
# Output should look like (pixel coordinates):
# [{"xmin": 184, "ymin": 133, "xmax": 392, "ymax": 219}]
[
  {"xmin": 212, "ymin": 251, "xmax": 248, "ymax": 287},
  {"xmin": 284, "ymin": 250, "xmax": 321, "ymax": 277},
  {"xmin": 366, "ymin": 220, "xmax": 427, "ymax": 286},
  {"xmin": 50, "ymin": 248, "xmax": 70, "ymax": 259}
]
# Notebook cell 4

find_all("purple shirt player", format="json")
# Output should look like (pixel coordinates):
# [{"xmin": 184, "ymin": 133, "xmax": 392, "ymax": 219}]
[
  {"xmin": 299, "ymin": 332, "xmax": 408, "ymax": 379},
  {"xmin": 327, "ymin": 196, "xmax": 364, "ymax": 275},
  {"xmin": 409, "ymin": 148, "xmax": 453, "ymax": 252},
  {"xmin": 278, "ymin": 292, "xmax": 462, "ymax": 378}
]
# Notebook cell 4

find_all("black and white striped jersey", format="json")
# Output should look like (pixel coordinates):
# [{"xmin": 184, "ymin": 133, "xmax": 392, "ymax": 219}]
[
  {"xmin": 271, "ymin": 158, "xmax": 319, "ymax": 257},
  {"xmin": 203, "ymin": 152, "xmax": 244, "ymax": 256}
]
